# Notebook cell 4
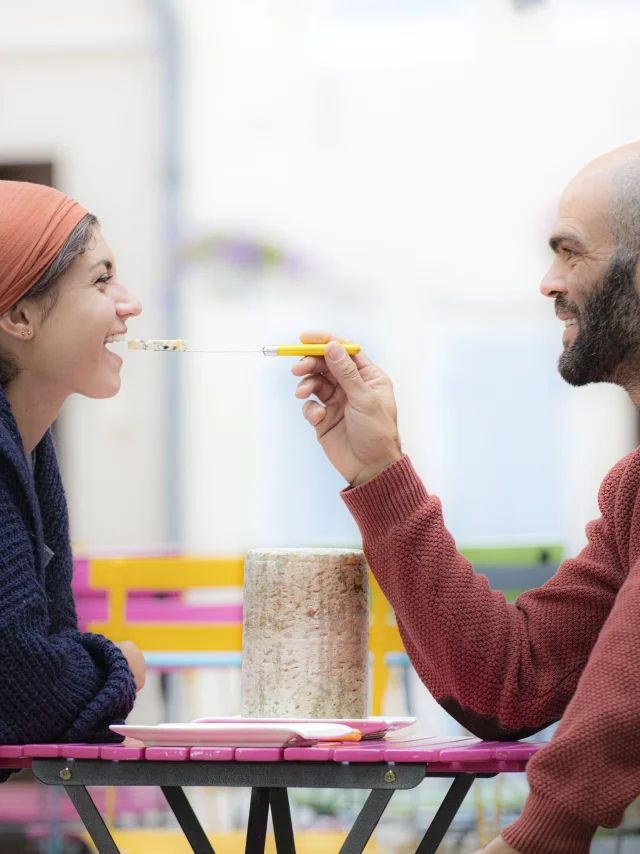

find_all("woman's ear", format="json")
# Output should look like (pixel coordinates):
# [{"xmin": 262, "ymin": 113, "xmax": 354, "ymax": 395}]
[{"xmin": 0, "ymin": 305, "xmax": 33, "ymax": 342}]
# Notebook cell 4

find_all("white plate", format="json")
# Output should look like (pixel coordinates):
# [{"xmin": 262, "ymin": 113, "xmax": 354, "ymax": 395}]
[
  {"xmin": 110, "ymin": 722, "xmax": 358, "ymax": 748},
  {"xmin": 191, "ymin": 716, "xmax": 417, "ymax": 739}
]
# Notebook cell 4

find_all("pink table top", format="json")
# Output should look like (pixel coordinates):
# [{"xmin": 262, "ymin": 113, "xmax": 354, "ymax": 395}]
[{"xmin": 0, "ymin": 737, "xmax": 544, "ymax": 775}]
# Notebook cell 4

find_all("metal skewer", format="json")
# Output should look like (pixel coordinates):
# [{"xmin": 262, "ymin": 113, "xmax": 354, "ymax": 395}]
[{"xmin": 127, "ymin": 342, "xmax": 361, "ymax": 357}]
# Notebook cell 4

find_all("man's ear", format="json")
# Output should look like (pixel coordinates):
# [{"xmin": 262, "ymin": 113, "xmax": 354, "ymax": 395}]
[{"xmin": 0, "ymin": 304, "xmax": 33, "ymax": 341}]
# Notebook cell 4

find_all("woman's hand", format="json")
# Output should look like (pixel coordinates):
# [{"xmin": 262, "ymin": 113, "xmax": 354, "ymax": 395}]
[
  {"xmin": 473, "ymin": 837, "xmax": 520, "ymax": 853},
  {"xmin": 292, "ymin": 330, "xmax": 402, "ymax": 487},
  {"xmin": 115, "ymin": 640, "xmax": 146, "ymax": 692}
]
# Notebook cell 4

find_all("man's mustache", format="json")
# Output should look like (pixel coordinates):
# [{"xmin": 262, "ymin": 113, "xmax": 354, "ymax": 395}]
[{"xmin": 555, "ymin": 296, "xmax": 580, "ymax": 318}]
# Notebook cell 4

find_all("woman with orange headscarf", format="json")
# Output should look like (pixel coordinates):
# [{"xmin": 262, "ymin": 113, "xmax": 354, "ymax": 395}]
[{"xmin": 0, "ymin": 180, "xmax": 145, "ymax": 754}]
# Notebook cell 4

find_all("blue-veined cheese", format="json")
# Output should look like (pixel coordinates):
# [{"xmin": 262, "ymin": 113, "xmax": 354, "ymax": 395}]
[{"xmin": 127, "ymin": 339, "xmax": 187, "ymax": 351}]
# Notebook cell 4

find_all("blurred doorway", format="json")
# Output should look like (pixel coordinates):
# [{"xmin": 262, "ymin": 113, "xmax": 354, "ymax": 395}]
[{"xmin": 0, "ymin": 162, "xmax": 54, "ymax": 186}]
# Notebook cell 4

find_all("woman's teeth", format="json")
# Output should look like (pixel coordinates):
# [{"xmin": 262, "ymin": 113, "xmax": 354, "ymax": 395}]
[
  {"xmin": 564, "ymin": 318, "xmax": 579, "ymax": 327},
  {"xmin": 105, "ymin": 334, "xmax": 126, "ymax": 344}
]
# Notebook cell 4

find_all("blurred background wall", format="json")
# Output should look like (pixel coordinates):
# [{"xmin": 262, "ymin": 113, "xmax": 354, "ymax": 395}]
[
  {"xmin": 0, "ymin": 0, "xmax": 166, "ymax": 548},
  {"xmin": 1, "ymin": 0, "xmax": 639, "ymax": 559}
]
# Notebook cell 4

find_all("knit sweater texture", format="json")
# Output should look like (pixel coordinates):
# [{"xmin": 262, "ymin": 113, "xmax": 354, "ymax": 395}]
[
  {"xmin": 342, "ymin": 453, "xmax": 640, "ymax": 854},
  {"xmin": 0, "ymin": 387, "xmax": 136, "ymax": 757}
]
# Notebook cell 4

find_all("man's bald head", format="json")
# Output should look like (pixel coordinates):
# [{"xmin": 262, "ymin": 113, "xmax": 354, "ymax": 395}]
[
  {"xmin": 570, "ymin": 143, "xmax": 640, "ymax": 255},
  {"xmin": 607, "ymin": 150, "xmax": 640, "ymax": 254}
]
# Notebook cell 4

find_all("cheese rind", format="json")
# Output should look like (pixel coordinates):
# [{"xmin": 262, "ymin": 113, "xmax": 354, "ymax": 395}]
[
  {"xmin": 127, "ymin": 339, "xmax": 187, "ymax": 351},
  {"xmin": 241, "ymin": 548, "xmax": 369, "ymax": 719}
]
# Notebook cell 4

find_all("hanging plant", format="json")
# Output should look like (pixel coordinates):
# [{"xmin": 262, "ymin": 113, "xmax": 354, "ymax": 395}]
[{"xmin": 180, "ymin": 231, "xmax": 307, "ymax": 278}]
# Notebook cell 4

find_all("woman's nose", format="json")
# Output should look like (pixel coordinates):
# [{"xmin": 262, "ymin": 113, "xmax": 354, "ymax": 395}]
[{"xmin": 116, "ymin": 285, "xmax": 143, "ymax": 318}]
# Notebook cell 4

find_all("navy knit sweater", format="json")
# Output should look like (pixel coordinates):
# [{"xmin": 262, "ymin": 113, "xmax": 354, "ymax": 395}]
[{"xmin": 0, "ymin": 386, "xmax": 136, "ymax": 750}]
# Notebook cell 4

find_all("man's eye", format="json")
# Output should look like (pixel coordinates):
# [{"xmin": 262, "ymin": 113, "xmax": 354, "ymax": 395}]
[{"xmin": 564, "ymin": 247, "xmax": 577, "ymax": 258}]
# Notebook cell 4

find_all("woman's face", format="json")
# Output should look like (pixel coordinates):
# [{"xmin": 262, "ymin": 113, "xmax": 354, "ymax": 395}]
[{"xmin": 22, "ymin": 227, "xmax": 142, "ymax": 399}]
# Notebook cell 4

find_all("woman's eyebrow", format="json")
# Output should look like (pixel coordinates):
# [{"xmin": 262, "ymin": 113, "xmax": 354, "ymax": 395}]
[{"xmin": 88, "ymin": 259, "xmax": 113, "ymax": 272}]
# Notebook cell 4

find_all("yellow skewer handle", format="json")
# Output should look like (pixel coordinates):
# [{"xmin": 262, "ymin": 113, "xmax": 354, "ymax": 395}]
[{"xmin": 274, "ymin": 343, "xmax": 361, "ymax": 357}]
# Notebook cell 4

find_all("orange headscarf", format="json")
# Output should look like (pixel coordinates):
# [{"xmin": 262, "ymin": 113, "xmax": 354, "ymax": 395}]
[{"xmin": 0, "ymin": 180, "xmax": 88, "ymax": 316}]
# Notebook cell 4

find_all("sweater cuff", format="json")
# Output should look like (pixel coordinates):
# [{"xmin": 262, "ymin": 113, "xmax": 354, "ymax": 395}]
[
  {"xmin": 62, "ymin": 633, "xmax": 137, "ymax": 743},
  {"xmin": 501, "ymin": 791, "xmax": 597, "ymax": 854},
  {"xmin": 341, "ymin": 455, "xmax": 429, "ymax": 544}
]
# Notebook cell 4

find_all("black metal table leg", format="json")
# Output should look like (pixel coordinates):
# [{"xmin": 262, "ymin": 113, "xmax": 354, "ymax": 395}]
[
  {"xmin": 269, "ymin": 788, "xmax": 296, "ymax": 854},
  {"xmin": 161, "ymin": 786, "xmax": 216, "ymax": 854},
  {"xmin": 64, "ymin": 786, "xmax": 122, "ymax": 854},
  {"xmin": 415, "ymin": 774, "xmax": 476, "ymax": 854},
  {"xmin": 246, "ymin": 787, "xmax": 271, "ymax": 854},
  {"xmin": 338, "ymin": 788, "xmax": 395, "ymax": 854},
  {"xmin": 32, "ymin": 758, "xmax": 483, "ymax": 854}
]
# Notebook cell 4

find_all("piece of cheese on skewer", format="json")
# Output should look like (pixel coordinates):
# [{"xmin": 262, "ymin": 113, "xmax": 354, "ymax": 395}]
[{"xmin": 127, "ymin": 339, "xmax": 187, "ymax": 351}]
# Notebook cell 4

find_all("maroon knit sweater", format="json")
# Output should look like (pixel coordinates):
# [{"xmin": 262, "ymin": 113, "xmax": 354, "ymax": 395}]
[{"xmin": 342, "ymin": 452, "xmax": 640, "ymax": 854}]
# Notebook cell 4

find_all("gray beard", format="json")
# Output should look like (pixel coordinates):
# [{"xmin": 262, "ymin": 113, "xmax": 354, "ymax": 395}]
[{"xmin": 557, "ymin": 250, "xmax": 640, "ymax": 388}]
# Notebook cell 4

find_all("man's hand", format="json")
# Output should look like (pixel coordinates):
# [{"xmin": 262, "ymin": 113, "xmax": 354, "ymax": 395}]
[
  {"xmin": 473, "ymin": 836, "xmax": 520, "ymax": 853},
  {"xmin": 292, "ymin": 330, "xmax": 402, "ymax": 487},
  {"xmin": 115, "ymin": 640, "xmax": 146, "ymax": 692}
]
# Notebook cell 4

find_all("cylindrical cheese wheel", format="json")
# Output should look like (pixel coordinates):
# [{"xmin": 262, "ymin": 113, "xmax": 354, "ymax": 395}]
[{"xmin": 241, "ymin": 548, "xmax": 369, "ymax": 718}]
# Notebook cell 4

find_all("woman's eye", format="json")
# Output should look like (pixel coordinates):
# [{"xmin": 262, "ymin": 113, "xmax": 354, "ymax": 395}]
[{"xmin": 95, "ymin": 275, "xmax": 113, "ymax": 288}]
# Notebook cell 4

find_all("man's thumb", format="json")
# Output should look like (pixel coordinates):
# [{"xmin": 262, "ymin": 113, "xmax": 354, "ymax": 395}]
[{"xmin": 325, "ymin": 341, "xmax": 366, "ymax": 395}]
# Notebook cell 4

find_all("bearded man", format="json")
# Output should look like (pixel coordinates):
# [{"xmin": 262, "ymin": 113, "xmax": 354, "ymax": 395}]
[{"xmin": 292, "ymin": 144, "xmax": 640, "ymax": 853}]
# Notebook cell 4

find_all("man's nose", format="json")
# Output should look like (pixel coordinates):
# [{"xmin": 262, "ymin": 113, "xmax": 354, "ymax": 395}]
[{"xmin": 540, "ymin": 263, "xmax": 567, "ymax": 299}]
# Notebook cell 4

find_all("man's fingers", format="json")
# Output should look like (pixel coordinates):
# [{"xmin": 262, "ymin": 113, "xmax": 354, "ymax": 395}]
[
  {"xmin": 324, "ymin": 341, "xmax": 369, "ymax": 400},
  {"xmin": 301, "ymin": 399, "xmax": 327, "ymax": 427},
  {"xmin": 291, "ymin": 355, "xmax": 328, "ymax": 377},
  {"xmin": 296, "ymin": 374, "xmax": 340, "ymax": 405},
  {"xmin": 299, "ymin": 329, "xmax": 352, "ymax": 345},
  {"xmin": 296, "ymin": 331, "xmax": 375, "ymax": 373},
  {"xmin": 352, "ymin": 350, "xmax": 374, "ymax": 370},
  {"xmin": 472, "ymin": 838, "xmax": 519, "ymax": 853}
]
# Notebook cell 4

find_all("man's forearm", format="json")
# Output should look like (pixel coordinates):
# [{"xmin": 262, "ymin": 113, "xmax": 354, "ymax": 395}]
[{"xmin": 343, "ymin": 455, "xmax": 622, "ymax": 737}]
